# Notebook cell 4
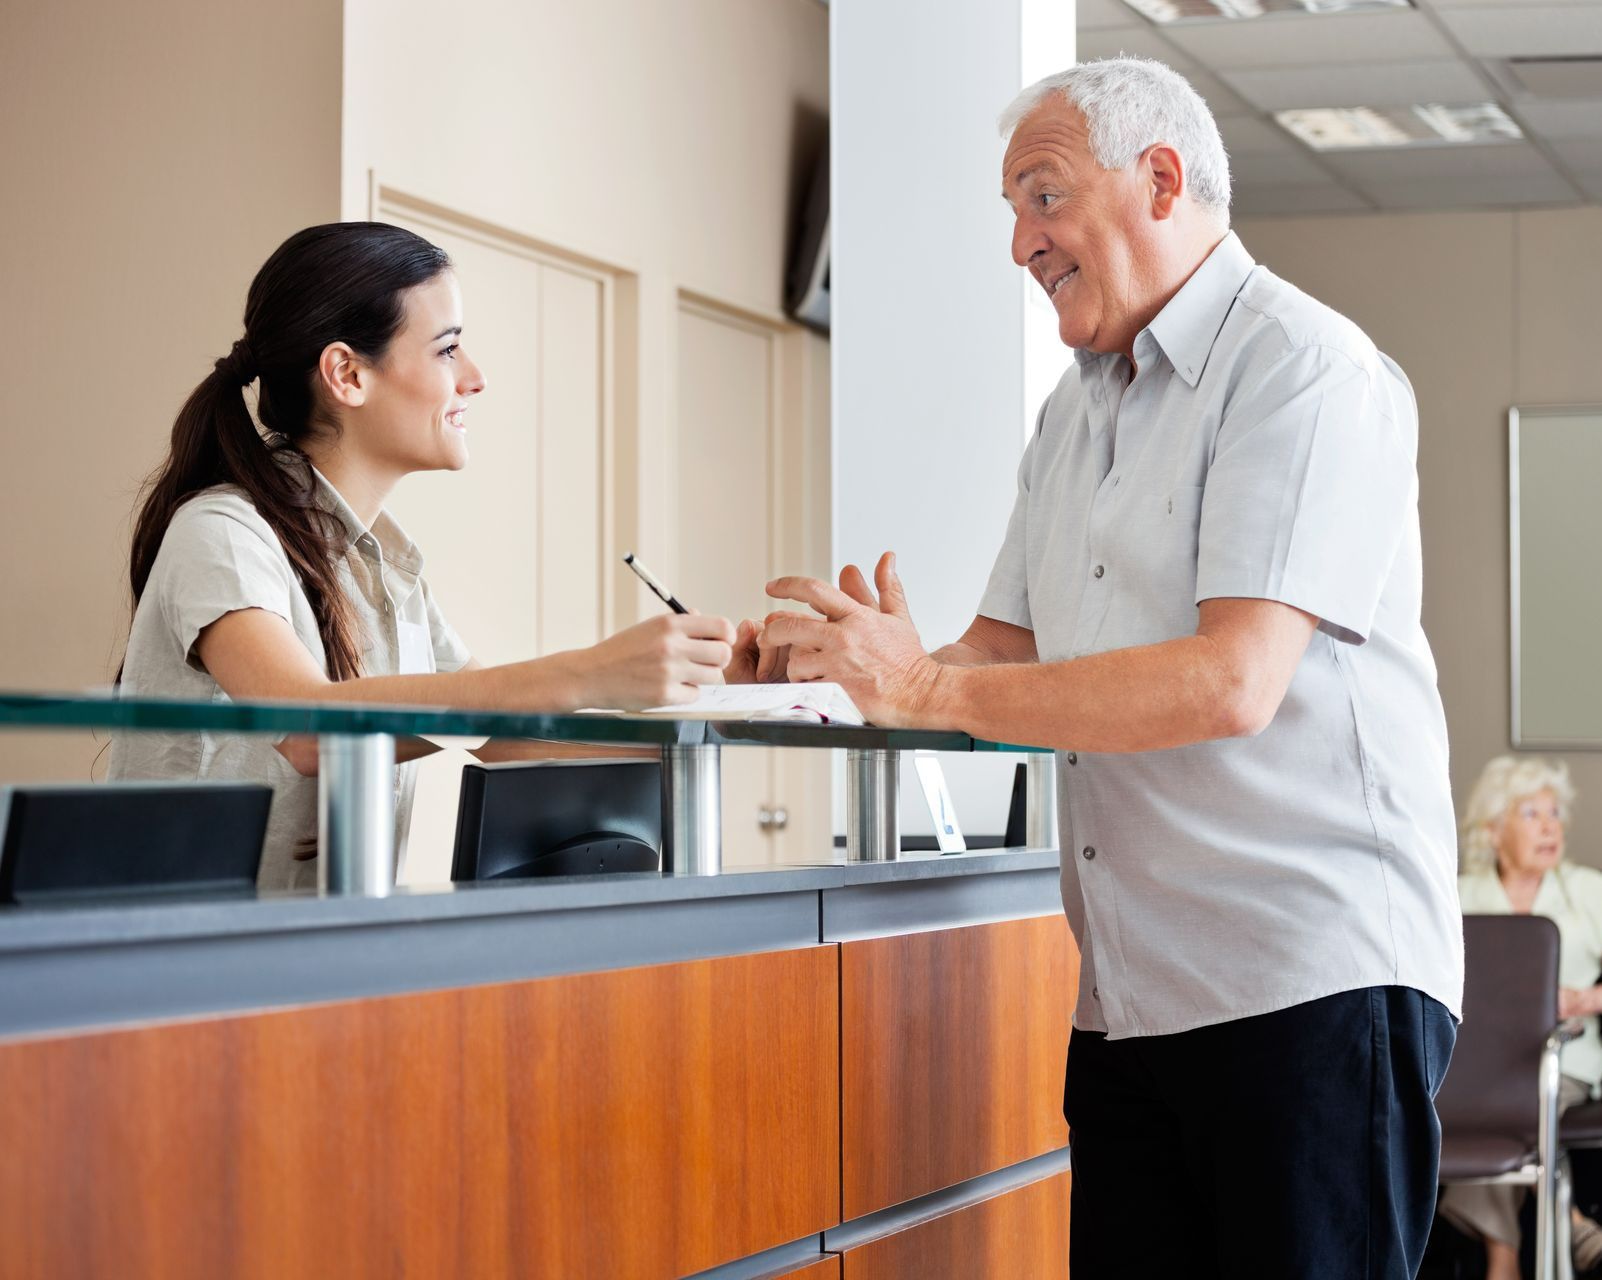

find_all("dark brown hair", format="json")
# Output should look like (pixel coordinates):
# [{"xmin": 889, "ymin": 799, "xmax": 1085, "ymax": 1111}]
[{"xmin": 126, "ymin": 222, "xmax": 452, "ymax": 680}]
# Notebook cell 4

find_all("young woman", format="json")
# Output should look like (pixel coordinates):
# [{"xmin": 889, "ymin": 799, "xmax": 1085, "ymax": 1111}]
[{"xmin": 111, "ymin": 222, "xmax": 748, "ymax": 889}]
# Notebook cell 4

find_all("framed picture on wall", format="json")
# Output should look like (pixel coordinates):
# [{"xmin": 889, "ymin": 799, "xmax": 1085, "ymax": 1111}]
[{"xmin": 1509, "ymin": 403, "xmax": 1602, "ymax": 748}]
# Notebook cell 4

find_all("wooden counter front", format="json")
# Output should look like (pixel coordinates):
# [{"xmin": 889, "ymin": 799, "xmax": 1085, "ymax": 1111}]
[
  {"xmin": 840, "ymin": 915, "xmax": 1074, "ymax": 1219},
  {"xmin": 0, "ymin": 945, "xmax": 839, "ymax": 1280}
]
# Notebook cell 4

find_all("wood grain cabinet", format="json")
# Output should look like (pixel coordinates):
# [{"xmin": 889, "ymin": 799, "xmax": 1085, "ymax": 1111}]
[
  {"xmin": 0, "ymin": 946, "xmax": 839, "ymax": 1280},
  {"xmin": 840, "ymin": 915, "xmax": 1075, "ymax": 1219},
  {"xmin": 839, "ymin": 1171, "xmax": 1071, "ymax": 1280}
]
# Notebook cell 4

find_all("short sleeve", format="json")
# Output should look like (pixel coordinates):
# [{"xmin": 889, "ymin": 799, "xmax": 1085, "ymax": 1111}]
[
  {"xmin": 421, "ymin": 578, "xmax": 471, "ymax": 673},
  {"xmin": 976, "ymin": 405, "xmax": 1045, "ymax": 631},
  {"xmin": 149, "ymin": 497, "xmax": 300, "ymax": 671},
  {"xmin": 1195, "ymin": 344, "xmax": 1415, "ymax": 645}
]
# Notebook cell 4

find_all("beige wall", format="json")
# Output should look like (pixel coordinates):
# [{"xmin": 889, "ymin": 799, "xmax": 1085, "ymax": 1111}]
[
  {"xmin": 342, "ymin": 0, "xmax": 830, "ymax": 599},
  {"xmin": 1236, "ymin": 208, "xmax": 1602, "ymax": 867},
  {"xmin": 0, "ymin": 0, "xmax": 344, "ymax": 778}
]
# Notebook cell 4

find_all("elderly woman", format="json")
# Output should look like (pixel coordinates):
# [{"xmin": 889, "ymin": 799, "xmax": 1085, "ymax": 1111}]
[{"xmin": 1441, "ymin": 756, "xmax": 1602, "ymax": 1280}]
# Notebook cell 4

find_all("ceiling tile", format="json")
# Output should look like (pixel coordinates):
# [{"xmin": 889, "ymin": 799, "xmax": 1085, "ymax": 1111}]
[
  {"xmin": 1356, "ymin": 173, "xmax": 1582, "ymax": 208},
  {"xmin": 1568, "ymin": 170, "xmax": 1602, "ymax": 200},
  {"xmin": 1434, "ymin": 6, "xmax": 1602, "ymax": 58},
  {"xmin": 1159, "ymin": 11, "xmax": 1455, "ymax": 70},
  {"xmin": 1216, "ymin": 114, "xmax": 1301, "ymax": 153},
  {"xmin": 1077, "ymin": 0, "xmax": 1138, "ymax": 30},
  {"xmin": 1510, "ymin": 98, "xmax": 1602, "ymax": 141},
  {"xmin": 1319, "ymin": 140, "xmax": 1565, "ymax": 182},
  {"xmin": 1076, "ymin": 25, "xmax": 1195, "ymax": 67},
  {"xmin": 1231, "ymin": 183, "xmax": 1371, "ymax": 215},
  {"xmin": 1230, "ymin": 148, "xmax": 1334, "ymax": 184},
  {"xmin": 1550, "ymin": 138, "xmax": 1602, "ymax": 172},
  {"xmin": 1179, "ymin": 65, "xmax": 1254, "ymax": 115},
  {"xmin": 1220, "ymin": 60, "xmax": 1490, "ymax": 111}
]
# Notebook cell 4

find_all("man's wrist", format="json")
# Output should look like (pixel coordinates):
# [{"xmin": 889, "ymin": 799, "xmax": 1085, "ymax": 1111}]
[{"xmin": 905, "ymin": 657, "xmax": 964, "ymax": 731}]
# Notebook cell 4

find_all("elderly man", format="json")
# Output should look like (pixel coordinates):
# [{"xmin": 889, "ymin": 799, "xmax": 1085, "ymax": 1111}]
[{"xmin": 763, "ymin": 58, "xmax": 1463, "ymax": 1279}]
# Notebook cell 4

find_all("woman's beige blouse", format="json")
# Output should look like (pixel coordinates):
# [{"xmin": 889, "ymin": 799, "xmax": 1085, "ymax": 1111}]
[{"xmin": 109, "ymin": 470, "xmax": 470, "ymax": 890}]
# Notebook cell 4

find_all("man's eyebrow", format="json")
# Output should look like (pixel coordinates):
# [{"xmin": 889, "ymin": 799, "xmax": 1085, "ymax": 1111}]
[{"xmin": 431, "ymin": 326, "xmax": 462, "ymax": 342}]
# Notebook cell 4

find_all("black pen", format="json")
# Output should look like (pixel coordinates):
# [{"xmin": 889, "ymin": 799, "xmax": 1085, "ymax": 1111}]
[{"xmin": 623, "ymin": 553, "xmax": 689, "ymax": 614}]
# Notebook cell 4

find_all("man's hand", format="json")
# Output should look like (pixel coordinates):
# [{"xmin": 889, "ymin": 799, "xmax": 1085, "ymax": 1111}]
[
  {"xmin": 723, "ymin": 619, "xmax": 792, "ymax": 684},
  {"xmin": 763, "ymin": 552, "xmax": 943, "ymax": 727}
]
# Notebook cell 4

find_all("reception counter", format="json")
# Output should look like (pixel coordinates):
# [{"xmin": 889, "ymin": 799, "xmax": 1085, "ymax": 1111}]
[{"xmin": 0, "ymin": 693, "xmax": 1074, "ymax": 1279}]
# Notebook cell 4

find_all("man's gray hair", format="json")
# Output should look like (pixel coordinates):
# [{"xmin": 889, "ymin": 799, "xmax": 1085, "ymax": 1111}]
[{"xmin": 999, "ymin": 58, "xmax": 1232, "ymax": 216}]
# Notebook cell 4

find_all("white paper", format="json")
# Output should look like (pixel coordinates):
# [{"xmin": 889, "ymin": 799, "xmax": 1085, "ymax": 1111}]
[{"xmin": 637, "ymin": 682, "xmax": 866, "ymax": 725}]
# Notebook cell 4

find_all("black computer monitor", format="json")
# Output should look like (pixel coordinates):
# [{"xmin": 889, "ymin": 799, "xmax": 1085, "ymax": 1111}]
[
  {"xmin": 0, "ymin": 782, "xmax": 271, "ymax": 904},
  {"xmin": 450, "ymin": 759, "xmax": 662, "ymax": 881}
]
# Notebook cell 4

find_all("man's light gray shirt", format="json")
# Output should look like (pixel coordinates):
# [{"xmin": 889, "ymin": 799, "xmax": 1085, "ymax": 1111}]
[{"xmin": 979, "ymin": 231, "xmax": 1463, "ymax": 1039}]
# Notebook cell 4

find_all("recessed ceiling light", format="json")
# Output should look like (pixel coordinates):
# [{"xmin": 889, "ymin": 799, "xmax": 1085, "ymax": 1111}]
[
  {"xmin": 1122, "ymin": 0, "xmax": 1409, "ymax": 23},
  {"xmin": 1275, "ymin": 103, "xmax": 1523, "ymax": 150}
]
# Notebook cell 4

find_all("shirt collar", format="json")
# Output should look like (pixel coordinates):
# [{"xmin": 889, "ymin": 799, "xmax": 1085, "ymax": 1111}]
[
  {"xmin": 1142, "ymin": 231, "xmax": 1256, "ymax": 388},
  {"xmin": 307, "ymin": 465, "xmax": 424, "ymax": 575}
]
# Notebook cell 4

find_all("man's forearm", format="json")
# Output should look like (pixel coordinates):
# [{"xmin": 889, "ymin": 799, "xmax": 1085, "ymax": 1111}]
[
  {"xmin": 923, "ymin": 634, "xmax": 1258, "ymax": 753},
  {"xmin": 930, "ymin": 640, "xmax": 998, "ymax": 667}
]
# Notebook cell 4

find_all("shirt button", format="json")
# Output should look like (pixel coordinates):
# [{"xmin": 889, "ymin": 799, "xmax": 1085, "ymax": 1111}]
[
  {"xmin": 1092, "ymin": 565, "xmax": 1105, "ymax": 579},
  {"xmin": 1066, "ymin": 752, "xmax": 1078, "ymax": 766},
  {"xmin": 1092, "ymin": 987, "xmax": 1100, "ymax": 1000},
  {"xmin": 1082, "ymin": 846, "xmax": 1096, "ymax": 861}
]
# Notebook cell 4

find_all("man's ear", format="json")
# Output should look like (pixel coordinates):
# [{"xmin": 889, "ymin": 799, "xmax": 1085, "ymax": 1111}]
[
  {"xmin": 317, "ymin": 342, "xmax": 368, "ymax": 409},
  {"xmin": 1145, "ymin": 143, "xmax": 1185, "ymax": 221}
]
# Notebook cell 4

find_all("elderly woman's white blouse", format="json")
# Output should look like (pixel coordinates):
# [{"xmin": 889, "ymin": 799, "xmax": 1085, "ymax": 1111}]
[{"xmin": 1460, "ymin": 863, "xmax": 1602, "ymax": 1093}]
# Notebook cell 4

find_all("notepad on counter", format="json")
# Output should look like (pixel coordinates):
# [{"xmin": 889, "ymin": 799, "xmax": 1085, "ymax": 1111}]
[{"xmin": 636, "ymin": 682, "xmax": 866, "ymax": 725}]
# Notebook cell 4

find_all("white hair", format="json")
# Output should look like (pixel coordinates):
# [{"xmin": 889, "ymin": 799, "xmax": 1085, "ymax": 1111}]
[
  {"xmin": 1459, "ymin": 754, "xmax": 1576, "ymax": 873},
  {"xmin": 999, "ymin": 57, "xmax": 1232, "ymax": 216}
]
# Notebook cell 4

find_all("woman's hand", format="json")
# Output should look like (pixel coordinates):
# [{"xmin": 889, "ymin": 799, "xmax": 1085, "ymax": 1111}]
[
  {"xmin": 575, "ymin": 613, "xmax": 736, "ymax": 710},
  {"xmin": 1561, "ymin": 985, "xmax": 1602, "ymax": 1020}
]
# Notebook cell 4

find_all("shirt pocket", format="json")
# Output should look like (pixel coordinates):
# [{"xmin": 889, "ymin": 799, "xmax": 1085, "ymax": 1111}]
[{"xmin": 1107, "ymin": 484, "xmax": 1205, "ymax": 644}]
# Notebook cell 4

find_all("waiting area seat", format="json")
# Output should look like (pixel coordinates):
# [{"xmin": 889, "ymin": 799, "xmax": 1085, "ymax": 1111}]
[{"xmin": 1437, "ymin": 914, "xmax": 1576, "ymax": 1280}]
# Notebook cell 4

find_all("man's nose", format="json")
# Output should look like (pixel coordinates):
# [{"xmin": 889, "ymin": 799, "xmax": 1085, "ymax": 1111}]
[{"xmin": 1012, "ymin": 215, "xmax": 1049, "ymax": 268}]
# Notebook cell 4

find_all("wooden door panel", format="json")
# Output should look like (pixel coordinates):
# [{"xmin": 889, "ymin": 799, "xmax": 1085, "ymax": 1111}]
[
  {"xmin": 0, "ymin": 945, "xmax": 840, "ymax": 1280},
  {"xmin": 839, "ymin": 1171, "xmax": 1070, "ymax": 1280},
  {"xmin": 841, "ymin": 915, "xmax": 1074, "ymax": 1219}
]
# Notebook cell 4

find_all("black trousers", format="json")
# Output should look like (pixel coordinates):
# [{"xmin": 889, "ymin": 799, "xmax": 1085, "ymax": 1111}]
[{"xmin": 1065, "ymin": 985, "xmax": 1457, "ymax": 1280}]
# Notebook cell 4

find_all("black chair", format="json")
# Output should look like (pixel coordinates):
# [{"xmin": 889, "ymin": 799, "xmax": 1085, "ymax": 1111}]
[{"xmin": 1437, "ymin": 914, "xmax": 1576, "ymax": 1280}]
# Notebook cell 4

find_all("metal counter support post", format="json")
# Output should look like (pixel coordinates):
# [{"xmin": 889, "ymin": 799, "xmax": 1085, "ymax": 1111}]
[
  {"xmin": 1025, "ymin": 753, "xmax": 1058, "ymax": 849},
  {"xmin": 661, "ymin": 744, "xmax": 721, "ymax": 875},
  {"xmin": 846, "ymin": 748, "xmax": 899, "ymax": 862},
  {"xmin": 318, "ymin": 733, "xmax": 397, "ymax": 897}
]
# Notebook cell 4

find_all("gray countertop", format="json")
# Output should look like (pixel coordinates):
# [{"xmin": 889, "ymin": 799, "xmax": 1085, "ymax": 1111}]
[{"xmin": 0, "ymin": 845, "xmax": 1061, "ymax": 955}]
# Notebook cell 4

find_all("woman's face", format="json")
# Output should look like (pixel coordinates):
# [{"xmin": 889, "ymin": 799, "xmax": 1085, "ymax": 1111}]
[
  {"xmin": 1492, "ymin": 786, "xmax": 1566, "ymax": 877},
  {"xmin": 344, "ymin": 270, "xmax": 486, "ymax": 475}
]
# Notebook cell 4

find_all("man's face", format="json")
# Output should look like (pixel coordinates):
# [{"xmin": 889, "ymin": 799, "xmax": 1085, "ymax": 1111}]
[{"xmin": 1002, "ymin": 97, "xmax": 1151, "ymax": 355}]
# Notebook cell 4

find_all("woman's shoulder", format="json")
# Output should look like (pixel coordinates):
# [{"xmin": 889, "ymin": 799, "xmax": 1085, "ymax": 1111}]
[
  {"xmin": 1560, "ymin": 863, "xmax": 1602, "ymax": 896},
  {"xmin": 168, "ymin": 485, "xmax": 272, "ymax": 534}
]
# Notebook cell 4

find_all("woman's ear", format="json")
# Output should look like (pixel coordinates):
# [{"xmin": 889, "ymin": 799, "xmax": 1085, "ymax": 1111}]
[{"xmin": 317, "ymin": 342, "xmax": 367, "ymax": 409}]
